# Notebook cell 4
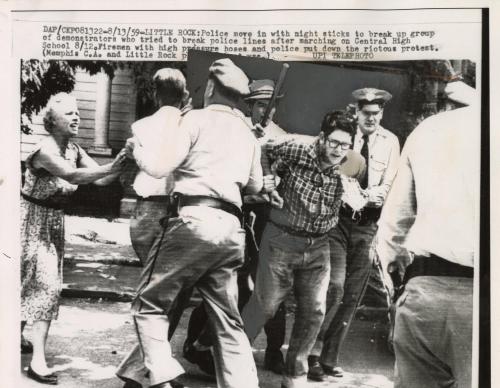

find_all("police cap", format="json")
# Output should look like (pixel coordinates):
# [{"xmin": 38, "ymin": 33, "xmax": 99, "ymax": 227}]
[{"xmin": 209, "ymin": 58, "xmax": 250, "ymax": 96}]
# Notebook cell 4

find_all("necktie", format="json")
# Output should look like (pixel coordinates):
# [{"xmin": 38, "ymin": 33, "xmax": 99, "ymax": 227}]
[{"xmin": 360, "ymin": 134, "xmax": 369, "ymax": 189}]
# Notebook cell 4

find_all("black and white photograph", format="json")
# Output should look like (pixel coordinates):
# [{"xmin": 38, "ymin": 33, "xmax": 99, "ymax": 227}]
[{"xmin": 1, "ymin": 3, "xmax": 493, "ymax": 388}]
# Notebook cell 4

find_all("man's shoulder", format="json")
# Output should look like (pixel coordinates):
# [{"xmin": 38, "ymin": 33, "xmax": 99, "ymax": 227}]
[
  {"xmin": 267, "ymin": 121, "xmax": 288, "ymax": 137},
  {"xmin": 132, "ymin": 106, "xmax": 181, "ymax": 135},
  {"xmin": 377, "ymin": 126, "xmax": 399, "ymax": 143},
  {"xmin": 407, "ymin": 107, "xmax": 478, "ymax": 146}
]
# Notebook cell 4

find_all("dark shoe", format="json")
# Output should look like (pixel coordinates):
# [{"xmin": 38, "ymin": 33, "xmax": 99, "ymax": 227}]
[
  {"xmin": 21, "ymin": 339, "xmax": 33, "ymax": 354},
  {"xmin": 264, "ymin": 349, "xmax": 285, "ymax": 375},
  {"xmin": 27, "ymin": 366, "xmax": 58, "ymax": 385},
  {"xmin": 324, "ymin": 365, "xmax": 344, "ymax": 377},
  {"xmin": 307, "ymin": 356, "xmax": 326, "ymax": 382},
  {"xmin": 122, "ymin": 378, "xmax": 142, "ymax": 388},
  {"xmin": 150, "ymin": 380, "xmax": 184, "ymax": 388},
  {"xmin": 170, "ymin": 380, "xmax": 184, "ymax": 388},
  {"xmin": 183, "ymin": 342, "xmax": 215, "ymax": 376}
]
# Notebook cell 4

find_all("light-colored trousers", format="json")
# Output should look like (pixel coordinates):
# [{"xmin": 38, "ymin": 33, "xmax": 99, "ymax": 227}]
[
  {"xmin": 129, "ymin": 198, "xmax": 169, "ymax": 265},
  {"xmin": 394, "ymin": 276, "xmax": 473, "ymax": 388}
]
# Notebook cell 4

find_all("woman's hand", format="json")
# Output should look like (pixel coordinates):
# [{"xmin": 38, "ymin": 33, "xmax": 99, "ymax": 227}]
[
  {"xmin": 125, "ymin": 138, "xmax": 138, "ymax": 159},
  {"xmin": 111, "ymin": 149, "xmax": 128, "ymax": 172}
]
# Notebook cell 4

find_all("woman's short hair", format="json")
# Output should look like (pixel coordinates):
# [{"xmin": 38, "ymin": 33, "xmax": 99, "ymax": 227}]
[
  {"xmin": 43, "ymin": 92, "xmax": 77, "ymax": 133},
  {"xmin": 320, "ymin": 110, "xmax": 357, "ymax": 138}
]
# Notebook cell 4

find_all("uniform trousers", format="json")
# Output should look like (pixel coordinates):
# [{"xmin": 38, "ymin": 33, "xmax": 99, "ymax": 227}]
[
  {"xmin": 311, "ymin": 212, "xmax": 377, "ymax": 367},
  {"xmin": 183, "ymin": 203, "xmax": 286, "ymax": 352},
  {"xmin": 117, "ymin": 206, "xmax": 259, "ymax": 388},
  {"xmin": 394, "ymin": 276, "xmax": 473, "ymax": 388},
  {"xmin": 242, "ymin": 222, "xmax": 330, "ymax": 388}
]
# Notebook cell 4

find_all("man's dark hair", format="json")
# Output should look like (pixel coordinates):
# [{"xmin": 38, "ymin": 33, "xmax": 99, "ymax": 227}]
[
  {"xmin": 321, "ymin": 110, "xmax": 357, "ymax": 138},
  {"xmin": 153, "ymin": 68, "xmax": 186, "ymax": 107},
  {"xmin": 209, "ymin": 74, "xmax": 242, "ymax": 102}
]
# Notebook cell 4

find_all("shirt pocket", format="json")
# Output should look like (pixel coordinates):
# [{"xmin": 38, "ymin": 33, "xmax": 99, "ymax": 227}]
[{"xmin": 368, "ymin": 156, "xmax": 387, "ymax": 185}]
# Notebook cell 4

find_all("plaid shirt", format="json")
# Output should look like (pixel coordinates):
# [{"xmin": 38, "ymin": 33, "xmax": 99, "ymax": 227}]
[{"xmin": 267, "ymin": 138, "xmax": 344, "ymax": 234}]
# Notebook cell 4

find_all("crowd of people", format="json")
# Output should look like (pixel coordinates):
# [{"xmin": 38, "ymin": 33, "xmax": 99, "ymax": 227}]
[{"xmin": 20, "ymin": 58, "xmax": 478, "ymax": 388}]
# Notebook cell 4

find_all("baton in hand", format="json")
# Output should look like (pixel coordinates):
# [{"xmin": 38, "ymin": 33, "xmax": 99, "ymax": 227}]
[{"xmin": 261, "ymin": 63, "xmax": 289, "ymax": 127}]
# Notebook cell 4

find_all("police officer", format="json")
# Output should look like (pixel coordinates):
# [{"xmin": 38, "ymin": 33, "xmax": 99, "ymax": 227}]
[
  {"xmin": 180, "ymin": 79, "xmax": 290, "ymax": 376},
  {"xmin": 243, "ymin": 79, "xmax": 288, "ymax": 374},
  {"xmin": 308, "ymin": 88, "xmax": 400, "ymax": 380}
]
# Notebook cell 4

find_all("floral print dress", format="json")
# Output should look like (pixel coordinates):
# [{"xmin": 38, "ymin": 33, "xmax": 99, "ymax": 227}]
[{"xmin": 21, "ymin": 141, "xmax": 81, "ymax": 322}]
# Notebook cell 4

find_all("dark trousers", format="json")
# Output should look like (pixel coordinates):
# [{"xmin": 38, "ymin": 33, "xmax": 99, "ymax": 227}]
[
  {"xmin": 311, "ymin": 213, "xmax": 377, "ymax": 367},
  {"xmin": 241, "ymin": 223, "xmax": 331, "ymax": 385}
]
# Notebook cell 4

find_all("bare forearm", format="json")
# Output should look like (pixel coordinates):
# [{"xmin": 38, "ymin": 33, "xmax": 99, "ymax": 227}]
[
  {"xmin": 93, "ymin": 171, "xmax": 120, "ymax": 186},
  {"xmin": 64, "ymin": 164, "xmax": 114, "ymax": 184}
]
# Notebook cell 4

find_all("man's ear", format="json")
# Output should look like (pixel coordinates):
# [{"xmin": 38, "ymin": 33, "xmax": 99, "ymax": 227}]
[
  {"xmin": 182, "ymin": 89, "xmax": 190, "ymax": 104},
  {"xmin": 153, "ymin": 89, "xmax": 160, "ymax": 108},
  {"xmin": 205, "ymin": 79, "xmax": 215, "ymax": 98},
  {"xmin": 318, "ymin": 132, "xmax": 325, "ymax": 142}
]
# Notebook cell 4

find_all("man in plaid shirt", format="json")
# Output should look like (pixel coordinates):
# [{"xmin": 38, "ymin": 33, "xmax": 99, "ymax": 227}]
[{"xmin": 241, "ymin": 110, "xmax": 366, "ymax": 388}]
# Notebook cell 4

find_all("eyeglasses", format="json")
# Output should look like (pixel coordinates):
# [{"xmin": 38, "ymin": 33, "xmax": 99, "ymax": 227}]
[{"xmin": 326, "ymin": 139, "xmax": 352, "ymax": 150}]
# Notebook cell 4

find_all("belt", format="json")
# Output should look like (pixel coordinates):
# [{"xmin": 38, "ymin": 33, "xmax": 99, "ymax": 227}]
[
  {"xmin": 404, "ymin": 254, "xmax": 474, "ymax": 283},
  {"xmin": 340, "ymin": 204, "xmax": 381, "ymax": 224},
  {"xmin": 269, "ymin": 219, "xmax": 327, "ymax": 238},
  {"xmin": 174, "ymin": 194, "xmax": 243, "ymax": 224},
  {"xmin": 21, "ymin": 192, "xmax": 65, "ymax": 210},
  {"xmin": 138, "ymin": 195, "xmax": 170, "ymax": 203}
]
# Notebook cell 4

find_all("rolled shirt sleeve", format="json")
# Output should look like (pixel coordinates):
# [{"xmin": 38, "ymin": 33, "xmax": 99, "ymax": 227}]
[
  {"xmin": 375, "ymin": 146, "xmax": 416, "ymax": 283},
  {"xmin": 245, "ymin": 141, "xmax": 264, "ymax": 194}
]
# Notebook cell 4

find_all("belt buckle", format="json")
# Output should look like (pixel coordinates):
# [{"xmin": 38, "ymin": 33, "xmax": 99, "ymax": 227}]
[
  {"xmin": 351, "ymin": 209, "xmax": 362, "ymax": 223},
  {"xmin": 167, "ymin": 193, "xmax": 180, "ymax": 218}
]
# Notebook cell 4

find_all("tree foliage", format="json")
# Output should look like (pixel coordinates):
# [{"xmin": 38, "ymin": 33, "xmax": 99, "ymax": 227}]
[{"xmin": 20, "ymin": 60, "xmax": 116, "ymax": 134}]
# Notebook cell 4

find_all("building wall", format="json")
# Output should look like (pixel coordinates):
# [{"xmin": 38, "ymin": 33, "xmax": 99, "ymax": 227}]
[{"xmin": 21, "ymin": 67, "xmax": 137, "ymax": 161}]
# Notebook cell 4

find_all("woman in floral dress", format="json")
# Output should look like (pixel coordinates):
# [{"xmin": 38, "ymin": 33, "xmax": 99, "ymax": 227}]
[{"xmin": 21, "ymin": 92, "xmax": 126, "ymax": 384}]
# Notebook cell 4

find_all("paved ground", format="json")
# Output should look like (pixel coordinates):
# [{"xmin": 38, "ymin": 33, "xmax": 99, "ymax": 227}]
[
  {"xmin": 20, "ymin": 298, "xmax": 394, "ymax": 388},
  {"xmin": 16, "ymin": 216, "xmax": 395, "ymax": 387}
]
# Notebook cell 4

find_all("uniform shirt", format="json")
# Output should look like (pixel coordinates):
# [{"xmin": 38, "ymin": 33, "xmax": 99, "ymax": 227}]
[
  {"xmin": 131, "ymin": 106, "xmax": 179, "ymax": 197},
  {"xmin": 267, "ymin": 137, "xmax": 366, "ymax": 234},
  {"xmin": 376, "ymin": 107, "xmax": 479, "ymax": 276},
  {"xmin": 133, "ymin": 104, "xmax": 263, "ymax": 207},
  {"xmin": 353, "ymin": 126, "xmax": 400, "ymax": 202}
]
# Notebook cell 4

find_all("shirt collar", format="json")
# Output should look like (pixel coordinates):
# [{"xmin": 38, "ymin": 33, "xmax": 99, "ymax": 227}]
[
  {"xmin": 206, "ymin": 103, "xmax": 245, "ymax": 117},
  {"xmin": 356, "ymin": 126, "xmax": 387, "ymax": 142},
  {"xmin": 154, "ymin": 105, "xmax": 181, "ymax": 118}
]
